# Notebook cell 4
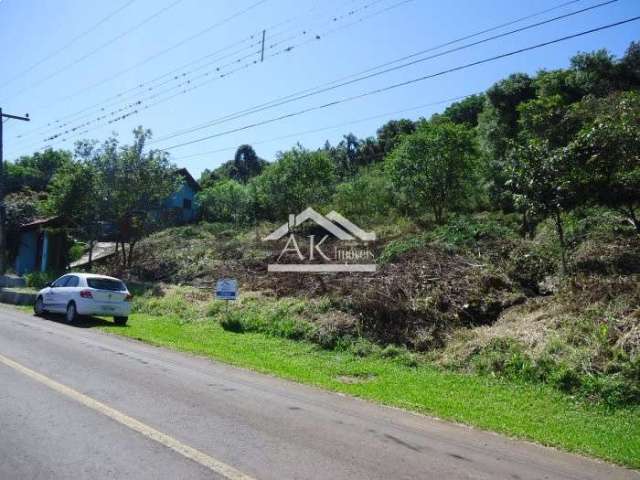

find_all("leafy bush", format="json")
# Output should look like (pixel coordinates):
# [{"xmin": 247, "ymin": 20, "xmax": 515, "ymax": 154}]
[
  {"xmin": 254, "ymin": 146, "xmax": 336, "ymax": 220},
  {"xmin": 132, "ymin": 288, "xmax": 202, "ymax": 321},
  {"xmin": 214, "ymin": 297, "xmax": 315, "ymax": 341},
  {"xmin": 428, "ymin": 214, "xmax": 518, "ymax": 247},
  {"xmin": 68, "ymin": 242, "xmax": 86, "ymax": 263},
  {"xmin": 24, "ymin": 271, "xmax": 58, "ymax": 289},
  {"xmin": 330, "ymin": 165, "xmax": 395, "ymax": 224},
  {"xmin": 378, "ymin": 234, "xmax": 429, "ymax": 264},
  {"xmin": 379, "ymin": 344, "xmax": 405, "ymax": 358},
  {"xmin": 467, "ymin": 332, "xmax": 640, "ymax": 406},
  {"xmin": 198, "ymin": 180, "xmax": 254, "ymax": 224},
  {"xmin": 506, "ymin": 243, "xmax": 556, "ymax": 292},
  {"xmin": 379, "ymin": 345, "xmax": 419, "ymax": 366},
  {"xmin": 219, "ymin": 310, "xmax": 245, "ymax": 333},
  {"xmin": 349, "ymin": 338, "xmax": 380, "ymax": 357}
]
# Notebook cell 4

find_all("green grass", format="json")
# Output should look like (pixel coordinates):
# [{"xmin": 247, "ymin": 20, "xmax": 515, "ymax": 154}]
[{"xmin": 99, "ymin": 313, "xmax": 640, "ymax": 468}]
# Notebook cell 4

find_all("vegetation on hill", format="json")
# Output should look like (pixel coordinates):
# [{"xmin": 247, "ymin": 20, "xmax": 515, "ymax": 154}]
[
  {"xmin": 5, "ymin": 43, "xmax": 640, "ymax": 412},
  {"xmin": 100, "ymin": 292, "xmax": 640, "ymax": 468}
]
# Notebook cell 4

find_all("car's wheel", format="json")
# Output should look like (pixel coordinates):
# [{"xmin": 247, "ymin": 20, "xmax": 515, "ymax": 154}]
[
  {"xmin": 34, "ymin": 297, "xmax": 45, "ymax": 316},
  {"xmin": 114, "ymin": 316, "xmax": 128, "ymax": 326},
  {"xmin": 66, "ymin": 302, "xmax": 78, "ymax": 324}
]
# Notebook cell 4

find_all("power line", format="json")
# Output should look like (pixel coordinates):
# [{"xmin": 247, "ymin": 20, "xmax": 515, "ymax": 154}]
[
  {"xmin": 13, "ymin": 37, "xmax": 263, "ymax": 142},
  {"xmin": 12, "ymin": 0, "xmax": 377, "ymax": 145},
  {"xmin": 39, "ymin": 0, "xmax": 364, "ymax": 129},
  {"xmin": 177, "ymin": 93, "xmax": 476, "ymax": 160},
  {"xmin": 157, "ymin": 15, "xmax": 640, "ymax": 152},
  {"xmin": 0, "ymin": 0, "xmax": 137, "ymax": 91},
  {"xmin": 38, "ymin": 0, "xmax": 270, "ymax": 110},
  {"xmin": 16, "ymin": 0, "xmax": 403, "ymax": 151},
  {"xmin": 322, "ymin": 0, "xmax": 585, "ymax": 81},
  {"xmin": 32, "ymin": 0, "xmax": 585, "ymax": 150},
  {"xmin": 1, "ymin": 0, "xmax": 187, "ymax": 102},
  {"xmin": 150, "ymin": 0, "xmax": 617, "ymax": 146},
  {"xmin": 28, "ymin": 0, "xmax": 355, "ymax": 122}
]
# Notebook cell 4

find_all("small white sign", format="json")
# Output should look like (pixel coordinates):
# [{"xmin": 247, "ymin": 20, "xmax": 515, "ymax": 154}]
[{"xmin": 215, "ymin": 278, "xmax": 238, "ymax": 301}]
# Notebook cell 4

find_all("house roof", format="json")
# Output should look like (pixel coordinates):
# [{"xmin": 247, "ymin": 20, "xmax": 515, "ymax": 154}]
[
  {"xmin": 19, "ymin": 216, "xmax": 64, "ymax": 231},
  {"xmin": 176, "ymin": 168, "xmax": 201, "ymax": 192}
]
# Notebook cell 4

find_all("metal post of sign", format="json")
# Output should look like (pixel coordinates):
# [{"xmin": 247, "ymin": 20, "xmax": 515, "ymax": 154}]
[{"xmin": 215, "ymin": 278, "xmax": 238, "ymax": 324}]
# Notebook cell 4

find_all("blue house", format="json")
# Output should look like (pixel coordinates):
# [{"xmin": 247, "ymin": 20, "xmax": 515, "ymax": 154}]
[
  {"xmin": 97, "ymin": 168, "xmax": 201, "ymax": 240},
  {"xmin": 15, "ymin": 217, "xmax": 67, "ymax": 275},
  {"xmin": 14, "ymin": 169, "xmax": 200, "ymax": 275},
  {"xmin": 162, "ymin": 168, "xmax": 201, "ymax": 223}
]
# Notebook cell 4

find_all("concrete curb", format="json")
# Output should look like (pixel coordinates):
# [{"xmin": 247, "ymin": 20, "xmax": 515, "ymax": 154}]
[
  {"xmin": 0, "ymin": 289, "xmax": 36, "ymax": 306},
  {"xmin": 0, "ymin": 275, "xmax": 27, "ymax": 288}
]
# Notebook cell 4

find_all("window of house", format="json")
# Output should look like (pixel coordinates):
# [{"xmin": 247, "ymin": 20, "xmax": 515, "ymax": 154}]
[{"xmin": 183, "ymin": 198, "xmax": 192, "ymax": 210}]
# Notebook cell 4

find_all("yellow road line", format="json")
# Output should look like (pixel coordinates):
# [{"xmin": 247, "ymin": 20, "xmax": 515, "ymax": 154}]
[{"xmin": 0, "ymin": 353, "xmax": 256, "ymax": 480}]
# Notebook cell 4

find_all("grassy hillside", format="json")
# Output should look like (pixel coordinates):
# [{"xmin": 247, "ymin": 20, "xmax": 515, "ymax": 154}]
[{"xmin": 99, "ymin": 207, "xmax": 640, "ymax": 407}]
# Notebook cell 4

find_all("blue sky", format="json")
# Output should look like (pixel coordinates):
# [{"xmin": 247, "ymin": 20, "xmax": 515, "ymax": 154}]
[{"xmin": 1, "ymin": 0, "xmax": 638, "ymax": 178}]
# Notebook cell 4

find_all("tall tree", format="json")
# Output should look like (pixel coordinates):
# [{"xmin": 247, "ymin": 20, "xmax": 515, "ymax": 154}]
[
  {"xmin": 232, "ymin": 144, "xmax": 263, "ymax": 183},
  {"xmin": 5, "ymin": 149, "xmax": 72, "ymax": 194},
  {"xmin": 376, "ymin": 119, "xmax": 416, "ymax": 155},
  {"xmin": 441, "ymin": 94, "xmax": 485, "ymax": 127},
  {"xmin": 507, "ymin": 141, "xmax": 579, "ymax": 273},
  {"xmin": 198, "ymin": 179, "xmax": 253, "ymax": 224},
  {"xmin": 255, "ymin": 145, "xmax": 336, "ymax": 219},
  {"xmin": 568, "ymin": 91, "xmax": 640, "ymax": 232},
  {"xmin": 82, "ymin": 128, "xmax": 179, "ymax": 267},
  {"xmin": 478, "ymin": 73, "xmax": 537, "ymax": 212},
  {"xmin": 43, "ymin": 161, "xmax": 101, "ymax": 267},
  {"xmin": 387, "ymin": 121, "xmax": 478, "ymax": 224},
  {"xmin": 325, "ymin": 133, "xmax": 362, "ymax": 177}
]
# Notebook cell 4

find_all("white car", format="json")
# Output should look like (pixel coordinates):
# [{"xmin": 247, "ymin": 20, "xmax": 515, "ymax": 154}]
[{"xmin": 35, "ymin": 273, "xmax": 132, "ymax": 325}]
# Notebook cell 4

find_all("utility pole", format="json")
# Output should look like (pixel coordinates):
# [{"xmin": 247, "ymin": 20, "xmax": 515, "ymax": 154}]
[
  {"xmin": 0, "ymin": 108, "xmax": 31, "ymax": 274},
  {"xmin": 260, "ymin": 29, "xmax": 266, "ymax": 62}
]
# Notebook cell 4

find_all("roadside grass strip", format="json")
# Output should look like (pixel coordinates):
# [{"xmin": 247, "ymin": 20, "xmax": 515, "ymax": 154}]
[{"xmin": 100, "ymin": 313, "xmax": 640, "ymax": 469}]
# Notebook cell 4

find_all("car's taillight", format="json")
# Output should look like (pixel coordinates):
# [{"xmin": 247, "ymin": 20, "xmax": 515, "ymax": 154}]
[
  {"xmin": 80, "ymin": 290, "xmax": 93, "ymax": 299},
  {"xmin": 125, "ymin": 293, "xmax": 133, "ymax": 302}
]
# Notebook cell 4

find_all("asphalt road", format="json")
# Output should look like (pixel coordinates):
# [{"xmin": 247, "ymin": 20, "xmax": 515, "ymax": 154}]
[{"xmin": 0, "ymin": 306, "xmax": 637, "ymax": 480}]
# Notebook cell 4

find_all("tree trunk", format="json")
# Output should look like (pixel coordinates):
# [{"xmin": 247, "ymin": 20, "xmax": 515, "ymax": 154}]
[
  {"xmin": 127, "ymin": 242, "xmax": 135, "ymax": 268},
  {"xmin": 88, "ymin": 239, "xmax": 94, "ymax": 271},
  {"xmin": 554, "ymin": 210, "xmax": 567, "ymax": 275},
  {"xmin": 521, "ymin": 210, "xmax": 535, "ymax": 239},
  {"xmin": 433, "ymin": 205, "xmax": 444, "ymax": 225},
  {"xmin": 120, "ymin": 240, "xmax": 128, "ymax": 267}
]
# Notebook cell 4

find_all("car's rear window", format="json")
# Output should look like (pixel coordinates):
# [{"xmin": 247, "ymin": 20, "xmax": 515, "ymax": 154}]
[{"xmin": 87, "ymin": 278, "xmax": 126, "ymax": 291}]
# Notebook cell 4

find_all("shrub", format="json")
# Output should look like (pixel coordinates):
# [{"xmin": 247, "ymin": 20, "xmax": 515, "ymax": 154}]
[
  {"xmin": 467, "ymin": 331, "xmax": 640, "ymax": 406},
  {"xmin": 349, "ymin": 338, "xmax": 380, "ymax": 357},
  {"xmin": 132, "ymin": 288, "xmax": 201, "ymax": 320},
  {"xmin": 214, "ymin": 297, "xmax": 316, "ymax": 341},
  {"xmin": 380, "ymin": 344, "xmax": 404, "ymax": 358},
  {"xmin": 428, "ymin": 214, "xmax": 518, "ymax": 247},
  {"xmin": 198, "ymin": 180, "xmax": 254, "ymax": 224},
  {"xmin": 507, "ymin": 243, "xmax": 556, "ymax": 292},
  {"xmin": 330, "ymin": 165, "xmax": 395, "ymax": 224},
  {"xmin": 219, "ymin": 310, "xmax": 245, "ymax": 333},
  {"xmin": 24, "ymin": 271, "xmax": 58, "ymax": 289},
  {"xmin": 378, "ymin": 234, "xmax": 429, "ymax": 263},
  {"xmin": 68, "ymin": 242, "xmax": 86, "ymax": 263}
]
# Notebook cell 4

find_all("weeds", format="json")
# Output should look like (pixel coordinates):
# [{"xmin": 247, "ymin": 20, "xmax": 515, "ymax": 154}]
[{"xmin": 23, "ymin": 271, "xmax": 58, "ymax": 289}]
